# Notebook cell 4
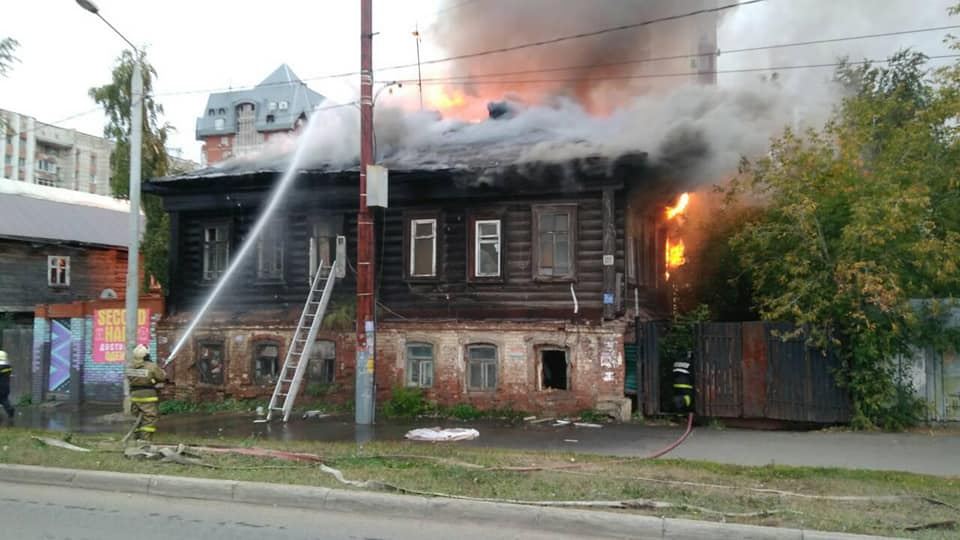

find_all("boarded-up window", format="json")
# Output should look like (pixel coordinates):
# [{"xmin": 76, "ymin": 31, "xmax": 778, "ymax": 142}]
[
  {"xmin": 467, "ymin": 344, "xmax": 497, "ymax": 391},
  {"xmin": 475, "ymin": 220, "xmax": 501, "ymax": 277},
  {"xmin": 252, "ymin": 341, "xmax": 280, "ymax": 385},
  {"xmin": 308, "ymin": 339, "xmax": 336, "ymax": 385},
  {"xmin": 406, "ymin": 343, "xmax": 434, "ymax": 388},
  {"xmin": 410, "ymin": 219, "xmax": 437, "ymax": 277},
  {"xmin": 532, "ymin": 205, "xmax": 576, "ymax": 280},
  {"xmin": 202, "ymin": 225, "xmax": 229, "ymax": 281},
  {"xmin": 47, "ymin": 256, "xmax": 70, "ymax": 287},
  {"xmin": 197, "ymin": 341, "xmax": 225, "ymax": 385}
]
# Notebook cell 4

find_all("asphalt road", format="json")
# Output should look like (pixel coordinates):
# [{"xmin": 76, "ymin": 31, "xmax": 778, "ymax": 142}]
[{"xmin": 0, "ymin": 481, "xmax": 597, "ymax": 540}]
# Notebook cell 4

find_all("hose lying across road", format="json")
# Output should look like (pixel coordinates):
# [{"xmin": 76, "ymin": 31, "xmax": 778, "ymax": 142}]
[{"xmin": 643, "ymin": 412, "xmax": 694, "ymax": 459}]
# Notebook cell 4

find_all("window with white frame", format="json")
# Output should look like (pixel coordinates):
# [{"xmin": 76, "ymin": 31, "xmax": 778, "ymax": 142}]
[
  {"xmin": 406, "ymin": 343, "xmax": 434, "ymax": 388},
  {"xmin": 279, "ymin": 100, "xmax": 289, "ymax": 110},
  {"xmin": 467, "ymin": 344, "xmax": 497, "ymax": 391},
  {"xmin": 475, "ymin": 219, "xmax": 501, "ymax": 277},
  {"xmin": 48, "ymin": 256, "xmax": 70, "ymax": 287},
  {"xmin": 308, "ymin": 339, "xmax": 336, "ymax": 385},
  {"xmin": 256, "ymin": 220, "xmax": 285, "ymax": 281},
  {"xmin": 202, "ymin": 225, "xmax": 229, "ymax": 281},
  {"xmin": 410, "ymin": 218, "xmax": 437, "ymax": 277}
]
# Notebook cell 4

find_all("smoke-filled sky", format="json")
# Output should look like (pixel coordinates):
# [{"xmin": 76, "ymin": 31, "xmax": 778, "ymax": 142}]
[{"xmin": 2, "ymin": 0, "xmax": 955, "ymax": 165}]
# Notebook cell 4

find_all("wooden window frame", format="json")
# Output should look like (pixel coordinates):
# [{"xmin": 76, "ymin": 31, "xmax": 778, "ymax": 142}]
[
  {"xmin": 531, "ymin": 204, "xmax": 578, "ymax": 282},
  {"xmin": 47, "ymin": 255, "xmax": 70, "ymax": 288},
  {"xmin": 403, "ymin": 211, "xmax": 442, "ymax": 282},
  {"xmin": 405, "ymin": 342, "xmax": 435, "ymax": 388},
  {"xmin": 308, "ymin": 214, "xmax": 343, "ymax": 282},
  {"xmin": 467, "ymin": 212, "xmax": 505, "ymax": 282},
  {"xmin": 196, "ymin": 339, "xmax": 226, "ymax": 387},
  {"xmin": 309, "ymin": 339, "xmax": 337, "ymax": 386},
  {"xmin": 466, "ymin": 343, "xmax": 498, "ymax": 392},
  {"xmin": 251, "ymin": 339, "xmax": 282, "ymax": 386},
  {"xmin": 201, "ymin": 221, "xmax": 231, "ymax": 282},
  {"xmin": 255, "ymin": 218, "xmax": 286, "ymax": 283}
]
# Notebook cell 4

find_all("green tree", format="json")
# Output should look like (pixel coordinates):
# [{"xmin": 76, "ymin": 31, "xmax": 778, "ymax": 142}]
[
  {"xmin": 0, "ymin": 37, "xmax": 18, "ymax": 77},
  {"xmin": 89, "ymin": 50, "xmax": 174, "ymax": 292},
  {"xmin": 728, "ymin": 50, "xmax": 960, "ymax": 429}
]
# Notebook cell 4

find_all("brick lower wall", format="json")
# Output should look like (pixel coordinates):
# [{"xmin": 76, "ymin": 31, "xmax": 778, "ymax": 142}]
[{"xmin": 156, "ymin": 318, "xmax": 628, "ymax": 415}]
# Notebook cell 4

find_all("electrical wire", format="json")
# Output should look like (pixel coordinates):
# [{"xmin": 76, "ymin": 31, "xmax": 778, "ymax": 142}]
[
  {"xmin": 389, "ymin": 25, "xmax": 960, "ymax": 83},
  {"xmin": 396, "ymin": 53, "xmax": 960, "ymax": 86}
]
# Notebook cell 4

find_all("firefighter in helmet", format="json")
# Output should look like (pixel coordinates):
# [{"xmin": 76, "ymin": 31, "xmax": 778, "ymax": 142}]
[
  {"xmin": 0, "ymin": 350, "xmax": 13, "ymax": 423},
  {"xmin": 125, "ymin": 344, "xmax": 166, "ymax": 441},
  {"xmin": 672, "ymin": 351, "xmax": 694, "ymax": 413}
]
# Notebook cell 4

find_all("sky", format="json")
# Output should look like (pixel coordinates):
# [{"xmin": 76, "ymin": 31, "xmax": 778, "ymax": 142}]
[{"xmin": 1, "ymin": 0, "xmax": 956, "ymax": 164}]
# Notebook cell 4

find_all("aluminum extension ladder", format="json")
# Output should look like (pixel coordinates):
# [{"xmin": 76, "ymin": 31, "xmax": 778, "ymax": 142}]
[{"xmin": 264, "ymin": 259, "xmax": 338, "ymax": 422}]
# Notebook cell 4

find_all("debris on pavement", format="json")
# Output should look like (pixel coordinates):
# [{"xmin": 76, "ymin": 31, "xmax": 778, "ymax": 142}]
[
  {"xmin": 405, "ymin": 427, "xmax": 480, "ymax": 442},
  {"xmin": 522, "ymin": 415, "xmax": 537, "ymax": 422},
  {"xmin": 32, "ymin": 436, "xmax": 91, "ymax": 452},
  {"xmin": 563, "ymin": 439, "xmax": 579, "ymax": 443},
  {"xmin": 302, "ymin": 410, "xmax": 330, "ymax": 419},
  {"xmin": 573, "ymin": 422, "xmax": 603, "ymax": 428},
  {"xmin": 553, "ymin": 420, "xmax": 572, "ymax": 427},
  {"xmin": 528, "ymin": 417, "xmax": 555, "ymax": 424}
]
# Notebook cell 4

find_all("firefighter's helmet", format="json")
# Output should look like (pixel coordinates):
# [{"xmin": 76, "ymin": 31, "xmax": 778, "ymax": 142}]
[
  {"xmin": 133, "ymin": 344, "xmax": 149, "ymax": 360},
  {"xmin": 0, "ymin": 350, "xmax": 8, "ymax": 366}
]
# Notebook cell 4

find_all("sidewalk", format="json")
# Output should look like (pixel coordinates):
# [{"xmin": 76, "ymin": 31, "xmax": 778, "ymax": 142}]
[{"xmin": 0, "ymin": 464, "xmax": 892, "ymax": 540}]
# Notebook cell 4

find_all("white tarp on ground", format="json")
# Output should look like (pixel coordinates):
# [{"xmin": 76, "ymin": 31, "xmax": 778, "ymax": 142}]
[{"xmin": 404, "ymin": 427, "xmax": 480, "ymax": 442}]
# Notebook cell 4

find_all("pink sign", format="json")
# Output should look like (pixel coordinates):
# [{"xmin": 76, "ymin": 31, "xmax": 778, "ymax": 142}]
[{"xmin": 92, "ymin": 308, "xmax": 151, "ymax": 363}]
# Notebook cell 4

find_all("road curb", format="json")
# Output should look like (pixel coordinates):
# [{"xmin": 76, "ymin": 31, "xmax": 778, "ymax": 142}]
[{"xmin": 0, "ymin": 464, "xmax": 894, "ymax": 539}]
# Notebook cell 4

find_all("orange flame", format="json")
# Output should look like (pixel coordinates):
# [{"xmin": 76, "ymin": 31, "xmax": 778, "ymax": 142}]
[
  {"xmin": 666, "ymin": 238, "xmax": 686, "ymax": 268},
  {"xmin": 427, "ymin": 86, "xmax": 466, "ymax": 110},
  {"xmin": 666, "ymin": 192, "xmax": 690, "ymax": 219}
]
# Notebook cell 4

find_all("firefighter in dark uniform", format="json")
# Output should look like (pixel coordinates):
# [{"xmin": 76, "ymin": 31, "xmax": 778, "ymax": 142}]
[
  {"xmin": 0, "ymin": 351, "xmax": 14, "ymax": 423},
  {"xmin": 672, "ymin": 351, "xmax": 694, "ymax": 413},
  {"xmin": 125, "ymin": 344, "xmax": 166, "ymax": 441}
]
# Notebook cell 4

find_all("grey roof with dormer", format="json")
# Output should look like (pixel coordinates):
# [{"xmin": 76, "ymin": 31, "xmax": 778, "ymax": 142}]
[{"xmin": 195, "ymin": 64, "xmax": 326, "ymax": 139}]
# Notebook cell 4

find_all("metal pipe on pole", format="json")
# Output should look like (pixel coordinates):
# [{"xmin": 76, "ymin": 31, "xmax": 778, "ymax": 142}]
[{"xmin": 355, "ymin": 0, "xmax": 376, "ymax": 425}]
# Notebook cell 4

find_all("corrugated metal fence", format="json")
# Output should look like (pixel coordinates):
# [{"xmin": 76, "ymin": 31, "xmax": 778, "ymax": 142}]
[{"xmin": 636, "ymin": 320, "xmax": 852, "ymax": 423}]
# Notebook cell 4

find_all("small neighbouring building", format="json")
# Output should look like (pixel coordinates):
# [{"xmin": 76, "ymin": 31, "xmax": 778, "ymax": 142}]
[{"xmin": 146, "ymin": 128, "xmax": 685, "ymax": 417}]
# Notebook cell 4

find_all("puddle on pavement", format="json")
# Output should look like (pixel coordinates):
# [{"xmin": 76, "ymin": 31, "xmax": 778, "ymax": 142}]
[{"xmin": 9, "ymin": 403, "xmax": 684, "ymax": 454}]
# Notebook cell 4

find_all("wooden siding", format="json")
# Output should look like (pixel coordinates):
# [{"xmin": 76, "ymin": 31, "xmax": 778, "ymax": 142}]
[{"xmin": 0, "ymin": 239, "xmax": 128, "ymax": 312}]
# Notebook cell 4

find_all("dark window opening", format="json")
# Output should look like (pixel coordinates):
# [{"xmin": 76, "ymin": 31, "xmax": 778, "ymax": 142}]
[
  {"xmin": 541, "ymin": 349, "xmax": 568, "ymax": 390},
  {"xmin": 308, "ymin": 339, "xmax": 336, "ymax": 385},
  {"xmin": 266, "ymin": 114, "xmax": 275, "ymax": 123},
  {"xmin": 252, "ymin": 341, "xmax": 280, "ymax": 385},
  {"xmin": 197, "ymin": 342, "xmax": 225, "ymax": 385}
]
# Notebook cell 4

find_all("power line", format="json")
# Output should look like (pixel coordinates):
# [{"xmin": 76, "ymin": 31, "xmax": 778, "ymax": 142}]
[
  {"xmin": 376, "ymin": 0, "xmax": 764, "ymax": 73},
  {"xmin": 154, "ymin": 0, "xmax": 761, "ymax": 98},
  {"xmin": 397, "ymin": 25, "xmax": 960, "ymax": 83},
  {"xmin": 394, "ymin": 53, "xmax": 960, "ymax": 86}
]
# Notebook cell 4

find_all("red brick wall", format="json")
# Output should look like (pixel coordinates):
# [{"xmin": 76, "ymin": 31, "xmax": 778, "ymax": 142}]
[
  {"xmin": 201, "ymin": 135, "xmax": 234, "ymax": 165},
  {"xmin": 156, "ymin": 318, "xmax": 628, "ymax": 415}
]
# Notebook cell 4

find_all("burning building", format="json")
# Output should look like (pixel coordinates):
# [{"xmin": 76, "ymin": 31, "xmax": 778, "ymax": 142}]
[{"xmin": 145, "ymin": 0, "xmax": 723, "ymax": 416}]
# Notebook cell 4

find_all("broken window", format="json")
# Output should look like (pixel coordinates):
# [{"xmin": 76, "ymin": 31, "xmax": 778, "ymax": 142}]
[
  {"xmin": 308, "ymin": 339, "xmax": 336, "ymax": 385},
  {"xmin": 467, "ymin": 344, "xmax": 497, "ymax": 391},
  {"xmin": 475, "ymin": 219, "xmax": 501, "ymax": 277},
  {"xmin": 540, "ymin": 348, "xmax": 569, "ymax": 390},
  {"xmin": 410, "ymin": 218, "xmax": 437, "ymax": 277},
  {"xmin": 197, "ymin": 341, "xmax": 225, "ymax": 385},
  {"xmin": 47, "ymin": 256, "xmax": 70, "ymax": 287},
  {"xmin": 532, "ymin": 205, "xmax": 576, "ymax": 280},
  {"xmin": 308, "ymin": 217, "xmax": 340, "ymax": 281},
  {"xmin": 406, "ymin": 343, "xmax": 434, "ymax": 388},
  {"xmin": 256, "ymin": 220, "xmax": 284, "ymax": 281},
  {"xmin": 202, "ymin": 224, "xmax": 229, "ymax": 280},
  {"xmin": 252, "ymin": 340, "xmax": 280, "ymax": 385}
]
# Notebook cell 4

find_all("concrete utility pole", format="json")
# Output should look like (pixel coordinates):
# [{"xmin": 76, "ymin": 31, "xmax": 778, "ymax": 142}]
[
  {"xmin": 76, "ymin": 0, "xmax": 143, "ymax": 412},
  {"xmin": 355, "ymin": 0, "xmax": 376, "ymax": 424}
]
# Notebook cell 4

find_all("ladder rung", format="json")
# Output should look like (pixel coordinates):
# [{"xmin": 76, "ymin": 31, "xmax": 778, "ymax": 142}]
[{"xmin": 280, "ymin": 378, "xmax": 293, "ymax": 383}]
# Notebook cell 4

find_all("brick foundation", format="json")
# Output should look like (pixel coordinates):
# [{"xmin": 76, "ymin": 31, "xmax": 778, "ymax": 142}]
[{"xmin": 157, "ymin": 317, "xmax": 629, "ymax": 416}]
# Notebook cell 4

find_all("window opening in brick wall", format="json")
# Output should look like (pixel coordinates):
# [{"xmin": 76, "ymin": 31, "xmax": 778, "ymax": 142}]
[
  {"xmin": 467, "ymin": 344, "xmax": 497, "ymax": 391},
  {"xmin": 252, "ymin": 340, "xmax": 280, "ymax": 385},
  {"xmin": 47, "ymin": 256, "xmax": 70, "ymax": 287},
  {"xmin": 540, "ymin": 348, "xmax": 569, "ymax": 390},
  {"xmin": 406, "ymin": 342, "xmax": 434, "ymax": 388},
  {"xmin": 197, "ymin": 341, "xmax": 225, "ymax": 385},
  {"xmin": 309, "ymin": 339, "xmax": 336, "ymax": 385}
]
